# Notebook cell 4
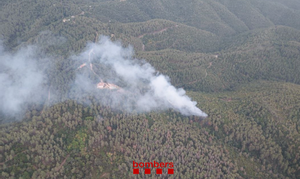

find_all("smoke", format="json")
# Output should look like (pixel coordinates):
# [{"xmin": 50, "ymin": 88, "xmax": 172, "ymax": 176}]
[
  {"xmin": 0, "ymin": 36, "xmax": 207, "ymax": 122},
  {"xmin": 72, "ymin": 36, "xmax": 207, "ymax": 117},
  {"xmin": 0, "ymin": 42, "xmax": 47, "ymax": 119}
]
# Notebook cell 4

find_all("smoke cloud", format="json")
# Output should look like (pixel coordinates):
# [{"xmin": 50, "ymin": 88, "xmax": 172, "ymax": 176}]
[
  {"xmin": 72, "ymin": 36, "xmax": 207, "ymax": 117},
  {"xmin": 0, "ymin": 36, "xmax": 207, "ymax": 121},
  {"xmin": 0, "ymin": 42, "xmax": 47, "ymax": 117}
]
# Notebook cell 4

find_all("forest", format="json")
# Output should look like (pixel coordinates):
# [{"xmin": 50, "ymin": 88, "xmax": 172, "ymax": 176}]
[{"xmin": 0, "ymin": 0, "xmax": 300, "ymax": 178}]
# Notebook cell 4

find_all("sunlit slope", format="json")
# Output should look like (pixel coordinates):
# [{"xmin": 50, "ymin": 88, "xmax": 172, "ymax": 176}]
[
  {"xmin": 111, "ymin": 19, "xmax": 219, "ymax": 52},
  {"xmin": 214, "ymin": 26, "xmax": 300, "ymax": 89},
  {"xmin": 10, "ymin": 17, "xmax": 220, "ymax": 55},
  {"xmin": 221, "ymin": 25, "xmax": 300, "ymax": 50},
  {"xmin": 136, "ymin": 26, "xmax": 300, "ymax": 92},
  {"xmin": 136, "ymin": 49, "xmax": 220, "ymax": 91}
]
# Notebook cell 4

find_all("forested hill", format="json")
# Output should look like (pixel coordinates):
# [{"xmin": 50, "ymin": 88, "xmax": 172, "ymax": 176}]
[
  {"xmin": 1, "ymin": 0, "xmax": 300, "ymax": 178},
  {"xmin": 1, "ymin": 0, "xmax": 300, "ymax": 49}
]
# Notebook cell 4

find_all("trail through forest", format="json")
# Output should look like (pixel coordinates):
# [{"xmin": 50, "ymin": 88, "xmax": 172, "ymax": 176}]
[
  {"xmin": 55, "ymin": 154, "xmax": 70, "ymax": 172},
  {"xmin": 138, "ymin": 25, "xmax": 178, "ymax": 38},
  {"xmin": 204, "ymin": 62, "xmax": 212, "ymax": 78},
  {"xmin": 138, "ymin": 25, "xmax": 178, "ymax": 51}
]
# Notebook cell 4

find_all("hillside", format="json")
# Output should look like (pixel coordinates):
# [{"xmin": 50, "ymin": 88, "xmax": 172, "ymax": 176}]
[
  {"xmin": 1, "ymin": 0, "xmax": 300, "ymax": 49},
  {"xmin": 136, "ymin": 26, "xmax": 300, "ymax": 92},
  {"xmin": 1, "ymin": 81, "xmax": 300, "ymax": 178}
]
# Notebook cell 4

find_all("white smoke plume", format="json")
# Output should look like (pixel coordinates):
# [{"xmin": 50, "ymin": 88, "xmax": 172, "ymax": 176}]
[
  {"xmin": 0, "ymin": 36, "xmax": 207, "ymax": 122},
  {"xmin": 72, "ymin": 36, "xmax": 207, "ymax": 117},
  {"xmin": 0, "ymin": 42, "xmax": 47, "ymax": 118}
]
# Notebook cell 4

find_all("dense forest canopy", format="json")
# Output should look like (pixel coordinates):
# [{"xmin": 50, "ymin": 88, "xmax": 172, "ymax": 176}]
[{"xmin": 0, "ymin": 0, "xmax": 300, "ymax": 178}]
